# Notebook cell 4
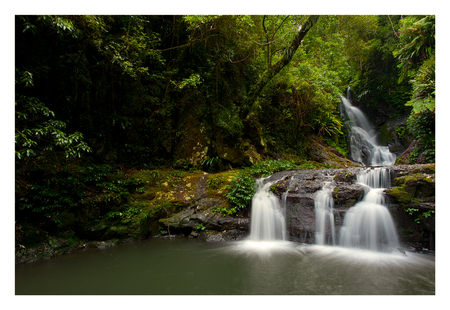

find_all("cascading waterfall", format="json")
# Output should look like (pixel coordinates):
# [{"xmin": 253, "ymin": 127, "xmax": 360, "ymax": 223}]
[
  {"xmin": 249, "ymin": 178, "xmax": 287, "ymax": 241},
  {"xmin": 340, "ymin": 88, "xmax": 396, "ymax": 166},
  {"xmin": 339, "ymin": 168, "xmax": 400, "ymax": 252},
  {"xmin": 247, "ymin": 89, "xmax": 399, "ymax": 251},
  {"xmin": 314, "ymin": 182, "xmax": 336, "ymax": 246}
]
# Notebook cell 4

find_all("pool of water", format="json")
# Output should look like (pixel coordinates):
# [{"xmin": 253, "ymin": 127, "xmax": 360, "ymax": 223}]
[{"xmin": 15, "ymin": 238, "xmax": 435, "ymax": 295}]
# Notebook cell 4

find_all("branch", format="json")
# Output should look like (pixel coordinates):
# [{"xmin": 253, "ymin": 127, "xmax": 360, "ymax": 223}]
[
  {"xmin": 388, "ymin": 15, "xmax": 400, "ymax": 39},
  {"xmin": 239, "ymin": 15, "xmax": 320, "ymax": 120}
]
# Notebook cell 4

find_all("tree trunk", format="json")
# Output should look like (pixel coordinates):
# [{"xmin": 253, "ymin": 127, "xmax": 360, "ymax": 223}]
[{"xmin": 239, "ymin": 15, "xmax": 320, "ymax": 120}]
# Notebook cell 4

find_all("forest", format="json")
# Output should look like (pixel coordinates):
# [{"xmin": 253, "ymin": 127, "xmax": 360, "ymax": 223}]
[{"xmin": 15, "ymin": 15, "xmax": 435, "ymax": 255}]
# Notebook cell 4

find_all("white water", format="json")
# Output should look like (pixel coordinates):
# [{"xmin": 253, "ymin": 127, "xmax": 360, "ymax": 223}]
[
  {"xmin": 339, "ymin": 168, "xmax": 400, "ymax": 252},
  {"xmin": 340, "ymin": 90, "xmax": 396, "ymax": 166},
  {"xmin": 314, "ymin": 182, "xmax": 336, "ymax": 245},
  {"xmin": 249, "ymin": 178, "xmax": 287, "ymax": 241}
]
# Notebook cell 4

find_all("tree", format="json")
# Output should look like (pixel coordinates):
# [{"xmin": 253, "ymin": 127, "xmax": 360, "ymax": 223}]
[
  {"xmin": 15, "ymin": 70, "xmax": 91, "ymax": 163},
  {"xmin": 393, "ymin": 15, "xmax": 435, "ymax": 163},
  {"xmin": 239, "ymin": 15, "xmax": 320, "ymax": 120}
]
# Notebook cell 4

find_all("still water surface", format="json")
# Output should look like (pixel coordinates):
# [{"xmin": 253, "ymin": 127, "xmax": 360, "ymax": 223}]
[{"xmin": 15, "ymin": 238, "xmax": 435, "ymax": 295}]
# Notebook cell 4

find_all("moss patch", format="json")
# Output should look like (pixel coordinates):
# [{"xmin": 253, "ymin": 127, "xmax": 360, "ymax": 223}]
[{"xmin": 386, "ymin": 186, "xmax": 416, "ymax": 204}]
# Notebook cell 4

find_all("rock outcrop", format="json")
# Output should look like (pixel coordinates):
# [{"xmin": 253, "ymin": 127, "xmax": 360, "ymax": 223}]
[
  {"xmin": 158, "ymin": 172, "xmax": 250, "ymax": 241},
  {"xmin": 157, "ymin": 164, "xmax": 435, "ymax": 251},
  {"xmin": 266, "ymin": 164, "xmax": 435, "ymax": 251}
]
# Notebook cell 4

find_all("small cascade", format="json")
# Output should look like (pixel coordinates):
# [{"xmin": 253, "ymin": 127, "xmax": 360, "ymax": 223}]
[
  {"xmin": 249, "ymin": 178, "xmax": 287, "ymax": 241},
  {"xmin": 340, "ymin": 88, "xmax": 396, "ymax": 166},
  {"xmin": 339, "ymin": 168, "xmax": 400, "ymax": 252},
  {"xmin": 314, "ymin": 182, "xmax": 336, "ymax": 246}
]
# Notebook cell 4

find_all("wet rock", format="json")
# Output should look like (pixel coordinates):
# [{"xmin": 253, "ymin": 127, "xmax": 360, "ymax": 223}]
[
  {"xmin": 333, "ymin": 170, "xmax": 358, "ymax": 183},
  {"xmin": 268, "ymin": 164, "xmax": 435, "ymax": 247},
  {"xmin": 200, "ymin": 229, "xmax": 249, "ymax": 242},
  {"xmin": 332, "ymin": 184, "xmax": 365, "ymax": 206},
  {"xmin": 159, "ymin": 198, "xmax": 249, "ymax": 240}
]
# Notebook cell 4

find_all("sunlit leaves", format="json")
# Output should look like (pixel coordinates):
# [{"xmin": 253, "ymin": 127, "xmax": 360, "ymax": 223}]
[
  {"xmin": 15, "ymin": 70, "xmax": 92, "ymax": 160},
  {"xmin": 405, "ymin": 55, "xmax": 435, "ymax": 114},
  {"xmin": 175, "ymin": 73, "xmax": 202, "ymax": 90},
  {"xmin": 394, "ymin": 15, "xmax": 435, "ymax": 82}
]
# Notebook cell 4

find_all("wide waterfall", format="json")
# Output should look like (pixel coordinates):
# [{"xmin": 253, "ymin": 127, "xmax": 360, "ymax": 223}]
[
  {"xmin": 339, "ymin": 168, "xmax": 400, "ymax": 252},
  {"xmin": 249, "ymin": 178, "xmax": 287, "ymax": 241},
  {"xmin": 340, "ymin": 89, "xmax": 396, "ymax": 166}
]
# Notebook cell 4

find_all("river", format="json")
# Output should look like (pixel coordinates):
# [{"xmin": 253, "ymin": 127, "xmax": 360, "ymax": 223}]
[{"xmin": 15, "ymin": 237, "xmax": 434, "ymax": 295}]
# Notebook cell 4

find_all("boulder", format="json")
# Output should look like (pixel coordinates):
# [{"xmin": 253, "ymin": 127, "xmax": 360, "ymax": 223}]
[
  {"xmin": 332, "ymin": 184, "xmax": 365, "ymax": 207},
  {"xmin": 159, "ymin": 198, "xmax": 249, "ymax": 239}
]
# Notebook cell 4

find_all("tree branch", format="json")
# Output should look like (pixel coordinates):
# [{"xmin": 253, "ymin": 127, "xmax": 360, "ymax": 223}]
[{"xmin": 239, "ymin": 15, "xmax": 320, "ymax": 120}]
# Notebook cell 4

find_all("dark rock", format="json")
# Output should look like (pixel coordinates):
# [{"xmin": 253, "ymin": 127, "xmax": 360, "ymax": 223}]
[
  {"xmin": 332, "ymin": 184, "xmax": 365, "ymax": 206},
  {"xmin": 159, "ymin": 197, "xmax": 249, "ymax": 240}
]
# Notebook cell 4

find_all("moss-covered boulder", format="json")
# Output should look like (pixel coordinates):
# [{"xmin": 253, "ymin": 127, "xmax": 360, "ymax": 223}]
[
  {"xmin": 386, "ymin": 172, "xmax": 435, "ymax": 205},
  {"xmin": 386, "ymin": 164, "xmax": 435, "ymax": 250}
]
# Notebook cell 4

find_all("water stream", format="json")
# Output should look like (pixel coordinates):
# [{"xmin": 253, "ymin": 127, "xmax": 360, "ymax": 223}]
[
  {"xmin": 249, "ymin": 178, "xmax": 286, "ymax": 242},
  {"xmin": 314, "ymin": 181, "xmax": 336, "ymax": 246},
  {"xmin": 340, "ymin": 88, "xmax": 396, "ymax": 166},
  {"xmin": 339, "ymin": 168, "xmax": 400, "ymax": 252}
]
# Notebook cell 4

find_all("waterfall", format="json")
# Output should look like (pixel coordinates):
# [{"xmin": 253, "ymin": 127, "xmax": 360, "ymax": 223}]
[
  {"xmin": 339, "ymin": 168, "xmax": 400, "ymax": 252},
  {"xmin": 249, "ymin": 178, "xmax": 287, "ymax": 241},
  {"xmin": 314, "ymin": 182, "xmax": 336, "ymax": 245},
  {"xmin": 340, "ymin": 88, "xmax": 396, "ymax": 166}
]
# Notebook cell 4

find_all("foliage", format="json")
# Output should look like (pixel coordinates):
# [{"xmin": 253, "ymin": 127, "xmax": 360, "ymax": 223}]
[
  {"xmin": 394, "ymin": 126, "xmax": 407, "ymax": 139},
  {"xmin": 247, "ymin": 160, "xmax": 299, "ymax": 178},
  {"xmin": 406, "ymin": 109, "xmax": 435, "ymax": 163},
  {"xmin": 405, "ymin": 55, "xmax": 435, "ymax": 114},
  {"xmin": 195, "ymin": 223, "xmax": 206, "ymax": 231},
  {"xmin": 201, "ymin": 156, "xmax": 223, "ymax": 172},
  {"xmin": 15, "ymin": 70, "xmax": 92, "ymax": 161},
  {"xmin": 226, "ymin": 172, "xmax": 256, "ymax": 211},
  {"xmin": 393, "ymin": 15, "xmax": 435, "ymax": 82},
  {"xmin": 406, "ymin": 208, "xmax": 434, "ymax": 224},
  {"xmin": 393, "ymin": 16, "xmax": 435, "ymax": 164},
  {"xmin": 225, "ymin": 160, "xmax": 300, "ymax": 211},
  {"xmin": 173, "ymin": 159, "xmax": 193, "ymax": 171},
  {"xmin": 16, "ymin": 161, "xmax": 144, "ymax": 229},
  {"xmin": 207, "ymin": 175, "xmax": 224, "ymax": 190}
]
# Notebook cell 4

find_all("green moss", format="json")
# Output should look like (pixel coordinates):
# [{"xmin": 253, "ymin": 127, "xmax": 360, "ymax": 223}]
[
  {"xmin": 333, "ymin": 187, "xmax": 340, "ymax": 199},
  {"xmin": 423, "ymin": 163, "xmax": 435, "ymax": 174},
  {"xmin": 394, "ymin": 126, "xmax": 407, "ymax": 139},
  {"xmin": 386, "ymin": 186, "xmax": 415, "ymax": 204}
]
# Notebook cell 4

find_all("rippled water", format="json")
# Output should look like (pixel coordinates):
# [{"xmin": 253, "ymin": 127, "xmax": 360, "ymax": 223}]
[{"xmin": 15, "ymin": 238, "xmax": 435, "ymax": 295}]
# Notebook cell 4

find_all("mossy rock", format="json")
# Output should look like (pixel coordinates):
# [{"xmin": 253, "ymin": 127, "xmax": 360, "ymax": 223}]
[
  {"xmin": 333, "ymin": 170, "xmax": 357, "ymax": 183},
  {"xmin": 386, "ymin": 186, "xmax": 416, "ymax": 204},
  {"xmin": 390, "ymin": 170, "xmax": 435, "ymax": 202},
  {"xmin": 102, "ymin": 225, "xmax": 135, "ymax": 239}
]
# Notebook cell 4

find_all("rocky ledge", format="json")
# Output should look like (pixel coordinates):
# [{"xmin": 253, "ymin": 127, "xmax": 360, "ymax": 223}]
[{"xmin": 266, "ymin": 164, "xmax": 435, "ymax": 251}]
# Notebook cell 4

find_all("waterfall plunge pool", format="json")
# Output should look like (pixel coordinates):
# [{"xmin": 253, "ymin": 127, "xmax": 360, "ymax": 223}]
[{"xmin": 15, "ymin": 238, "xmax": 435, "ymax": 295}]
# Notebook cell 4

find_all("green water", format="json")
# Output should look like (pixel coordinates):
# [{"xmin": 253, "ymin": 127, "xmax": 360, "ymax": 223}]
[{"xmin": 15, "ymin": 238, "xmax": 435, "ymax": 295}]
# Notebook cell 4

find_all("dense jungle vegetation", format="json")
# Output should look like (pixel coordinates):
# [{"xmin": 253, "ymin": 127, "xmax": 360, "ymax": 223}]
[{"xmin": 15, "ymin": 15, "xmax": 435, "ymax": 249}]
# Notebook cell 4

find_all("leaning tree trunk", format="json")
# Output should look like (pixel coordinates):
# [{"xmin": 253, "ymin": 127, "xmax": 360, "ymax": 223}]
[{"xmin": 239, "ymin": 15, "xmax": 320, "ymax": 120}]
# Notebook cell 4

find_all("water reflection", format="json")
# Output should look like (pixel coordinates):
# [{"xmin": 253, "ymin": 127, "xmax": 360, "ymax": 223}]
[{"xmin": 15, "ymin": 239, "xmax": 434, "ymax": 295}]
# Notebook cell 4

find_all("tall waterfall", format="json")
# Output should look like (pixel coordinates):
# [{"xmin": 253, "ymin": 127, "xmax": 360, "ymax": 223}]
[
  {"xmin": 249, "ymin": 178, "xmax": 287, "ymax": 241},
  {"xmin": 340, "ymin": 88, "xmax": 396, "ymax": 166},
  {"xmin": 339, "ymin": 168, "xmax": 400, "ymax": 252}
]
